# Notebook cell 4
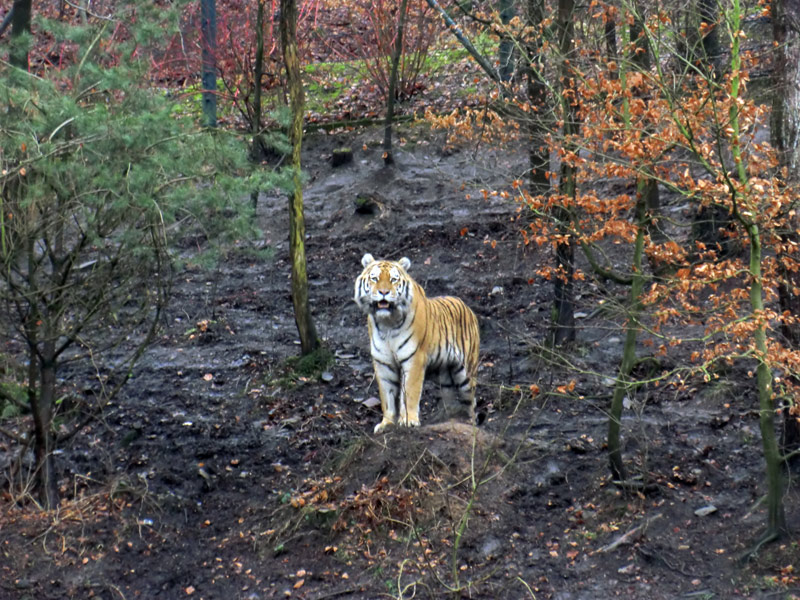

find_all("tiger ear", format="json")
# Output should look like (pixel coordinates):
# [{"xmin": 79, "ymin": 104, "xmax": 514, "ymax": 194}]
[
  {"xmin": 399, "ymin": 257, "xmax": 411, "ymax": 270},
  {"xmin": 361, "ymin": 253, "xmax": 375, "ymax": 268}
]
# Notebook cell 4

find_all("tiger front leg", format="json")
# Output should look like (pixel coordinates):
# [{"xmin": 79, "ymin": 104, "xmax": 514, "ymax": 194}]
[
  {"xmin": 373, "ymin": 362, "xmax": 400, "ymax": 434},
  {"xmin": 399, "ymin": 355, "xmax": 426, "ymax": 427}
]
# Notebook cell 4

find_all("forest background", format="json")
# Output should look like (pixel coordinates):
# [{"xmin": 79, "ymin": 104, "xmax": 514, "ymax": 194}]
[{"xmin": 1, "ymin": 0, "xmax": 800, "ymax": 598}]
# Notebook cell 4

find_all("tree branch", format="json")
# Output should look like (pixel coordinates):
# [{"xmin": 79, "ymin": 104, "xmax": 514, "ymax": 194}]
[
  {"xmin": 0, "ymin": 5, "xmax": 14, "ymax": 39},
  {"xmin": 579, "ymin": 241, "xmax": 634, "ymax": 285},
  {"xmin": 423, "ymin": 0, "xmax": 501, "ymax": 84}
]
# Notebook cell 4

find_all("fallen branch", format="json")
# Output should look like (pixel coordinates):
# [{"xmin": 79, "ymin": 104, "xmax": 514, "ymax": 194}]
[{"xmin": 597, "ymin": 513, "xmax": 662, "ymax": 553}]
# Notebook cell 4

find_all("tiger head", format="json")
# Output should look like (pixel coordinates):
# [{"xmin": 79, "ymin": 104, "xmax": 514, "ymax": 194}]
[{"xmin": 354, "ymin": 253, "xmax": 414, "ymax": 324}]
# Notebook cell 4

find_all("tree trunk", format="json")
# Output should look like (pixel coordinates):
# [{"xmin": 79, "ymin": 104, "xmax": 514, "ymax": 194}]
[
  {"xmin": 32, "ymin": 345, "xmax": 59, "ymax": 509},
  {"xmin": 771, "ymin": 0, "xmax": 800, "ymax": 174},
  {"xmin": 25, "ymin": 298, "xmax": 59, "ymax": 509},
  {"xmin": 629, "ymin": 3, "xmax": 666, "ymax": 271},
  {"xmin": 772, "ymin": 0, "xmax": 800, "ymax": 472},
  {"xmin": 550, "ymin": 0, "xmax": 577, "ymax": 347},
  {"xmin": 281, "ymin": 0, "xmax": 319, "ymax": 356},
  {"xmin": 523, "ymin": 0, "xmax": 550, "ymax": 195},
  {"xmin": 746, "ymin": 222, "xmax": 788, "ymax": 542},
  {"xmin": 608, "ymin": 183, "xmax": 647, "ymax": 484},
  {"xmin": 728, "ymin": 0, "xmax": 786, "ymax": 542},
  {"xmin": 9, "ymin": 0, "xmax": 32, "ymax": 70},
  {"xmin": 251, "ymin": 0, "xmax": 266, "ymax": 209},
  {"xmin": 201, "ymin": 0, "xmax": 217, "ymax": 128},
  {"xmin": 498, "ymin": 0, "xmax": 515, "ymax": 82},
  {"xmin": 603, "ymin": 5, "xmax": 617, "ymax": 76},
  {"xmin": 698, "ymin": 0, "xmax": 721, "ymax": 78},
  {"xmin": 383, "ymin": 0, "xmax": 410, "ymax": 165},
  {"xmin": 253, "ymin": 0, "xmax": 265, "ymax": 145}
]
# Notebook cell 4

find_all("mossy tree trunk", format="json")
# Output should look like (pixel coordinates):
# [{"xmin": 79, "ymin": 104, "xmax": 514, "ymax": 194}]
[
  {"xmin": 728, "ymin": 0, "xmax": 787, "ymax": 544},
  {"xmin": 745, "ymin": 223, "xmax": 787, "ymax": 542},
  {"xmin": 608, "ymin": 184, "xmax": 647, "ymax": 484},
  {"xmin": 281, "ymin": 0, "xmax": 319, "ymax": 355},
  {"xmin": 606, "ymin": 3, "xmax": 655, "ymax": 484}
]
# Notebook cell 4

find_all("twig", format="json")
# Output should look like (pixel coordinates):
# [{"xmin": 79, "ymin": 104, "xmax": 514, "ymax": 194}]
[
  {"xmin": 598, "ymin": 513, "xmax": 662, "ymax": 553},
  {"xmin": 62, "ymin": 0, "xmax": 115, "ymax": 21},
  {"xmin": 0, "ymin": 5, "xmax": 14, "ymax": 39},
  {"xmin": 310, "ymin": 588, "xmax": 359, "ymax": 600},
  {"xmin": 0, "ymin": 424, "xmax": 26, "ymax": 444}
]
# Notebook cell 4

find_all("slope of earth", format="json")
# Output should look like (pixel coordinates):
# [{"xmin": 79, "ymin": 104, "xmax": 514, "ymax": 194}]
[{"xmin": 1, "ymin": 124, "xmax": 799, "ymax": 600}]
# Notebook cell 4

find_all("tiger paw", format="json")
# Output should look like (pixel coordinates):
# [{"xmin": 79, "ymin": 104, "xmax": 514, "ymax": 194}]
[
  {"xmin": 374, "ymin": 419, "xmax": 395, "ymax": 434},
  {"xmin": 400, "ymin": 415, "xmax": 420, "ymax": 427}
]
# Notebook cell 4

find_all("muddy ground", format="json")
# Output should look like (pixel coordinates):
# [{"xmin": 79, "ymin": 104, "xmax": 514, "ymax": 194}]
[{"xmin": 2, "ymin": 123, "xmax": 800, "ymax": 600}]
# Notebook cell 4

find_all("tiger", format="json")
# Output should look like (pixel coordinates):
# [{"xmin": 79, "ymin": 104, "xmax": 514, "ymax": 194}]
[{"xmin": 353, "ymin": 253, "xmax": 480, "ymax": 434}]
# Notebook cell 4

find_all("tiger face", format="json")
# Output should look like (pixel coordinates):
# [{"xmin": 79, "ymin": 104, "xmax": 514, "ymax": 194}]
[{"xmin": 354, "ymin": 253, "xmax": 413, "ymax": 325}]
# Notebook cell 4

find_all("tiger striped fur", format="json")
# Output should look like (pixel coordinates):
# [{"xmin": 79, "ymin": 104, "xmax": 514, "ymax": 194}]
[{"xmin": 354, "ymin": 253, "xmax": 480, "ymax": 433}]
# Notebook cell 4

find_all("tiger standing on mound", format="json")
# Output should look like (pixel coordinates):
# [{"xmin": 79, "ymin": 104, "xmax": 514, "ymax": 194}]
[{"xmin": 354, "ymin": 253, "xmax": 480, "ymax": 433}]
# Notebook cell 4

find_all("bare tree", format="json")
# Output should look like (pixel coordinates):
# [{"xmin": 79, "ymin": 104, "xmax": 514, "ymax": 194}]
[{"xmin": 382, "ymin": 0, "xmax": 411, "ymax": 165}]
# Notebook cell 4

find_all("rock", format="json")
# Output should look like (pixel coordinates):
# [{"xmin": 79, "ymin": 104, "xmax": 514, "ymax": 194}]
[
  {"xmin": 480, "ymin": 536, "xmax": 502, "ymax": 559},
  {"xmin": 361, "ymin": 396, "xmax": 381, "ymax": 409},
  {"xmin": 694, "ymin": 505, "xmax": 717, "ymax": 517}
]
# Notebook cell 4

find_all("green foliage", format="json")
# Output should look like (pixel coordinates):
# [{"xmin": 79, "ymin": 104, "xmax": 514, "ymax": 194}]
[
  {"xmin": 304, "ymin": 61, "xmax": 357, "ymax": 114},
  {"xmin": 0, "ymin": 383, "xmax": 26, "ymax": 419},
  {"xmin": 3, "ymin": 6, "xmax": 288, "ymax": 270},
  {"xmin": 288, "ymin": 347, "xmax": 334, "ymax": 378},
  {"xmin": 0, "ymin": 1, "xmax": 290, "ymax": 504},
  {"xmin": 269, "ymin": 347, "xmax": 334, "ymax": 388}
]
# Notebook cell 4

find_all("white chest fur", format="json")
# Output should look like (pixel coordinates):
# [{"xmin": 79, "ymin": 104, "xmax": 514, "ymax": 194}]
[{"xmin": 369, "ymin": 312, "xmax": 418, "ymax": 367}]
